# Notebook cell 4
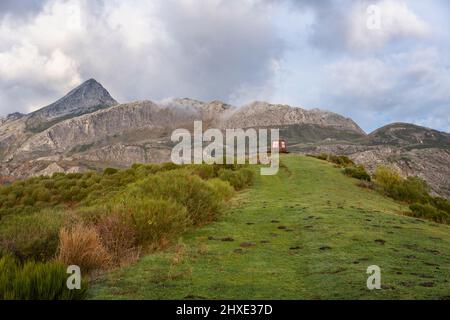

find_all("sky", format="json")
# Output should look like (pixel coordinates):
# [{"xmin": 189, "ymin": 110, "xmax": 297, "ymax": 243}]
[{"xmin": 0, "ymin": 0, "xmax": 449, "ymax": 133}]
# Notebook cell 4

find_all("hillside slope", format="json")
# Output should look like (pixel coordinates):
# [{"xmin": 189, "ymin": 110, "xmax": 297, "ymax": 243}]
[
  {"xmin": 306, "ymin": 123, "xmax": 450, "ymax": 198},
  {"xmin": 90, "ymin": 155, "xmax": 450, "ymax": 299}
]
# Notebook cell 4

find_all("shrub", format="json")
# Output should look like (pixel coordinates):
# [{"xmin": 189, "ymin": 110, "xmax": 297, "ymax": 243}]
[
  {"xmin": 431, "ymin": 197, "xmax": 450, "ymax": 215},
  {"xmin": 0, "ymin": 255, "xmax": 87, "ymax": 300},
  {"xmin": 0, "ymin": 209, "xmax": 66, "ymax": 262},
  {"xmin": 395, "ymin": 177, "xmax": 429, "ymax": 203},
  {"xmin": 374, "ymin": 166, "xmax": 403, "ymax": 193},
  {"xmin": 329, "ymin": 155, "xmax": 355, "ymax": 168},
  {"xmin": 373, "ymin": 166, "xmax": 429, "ymax": 203},
  {"xmin": 357, "ymin": 180, "xmax": 374, "ymax": 189},
  {"xmin": 103, "ymin": 168, "xmax": 118, "ymax": 175},
  {"xmin": 95, "ymin": 213, "xmax": 139, "ymax": 265},
  {"xmin": 57, "ymin": 225, "xmax": 111, "ymax": 272},
  {"xmin": 208, "ymin": 178, "xmax": 235, "ymax": 201},
  {"xmin": 409, "ymin": 203, "xmax": 449, "ymax": 224},
  {"xmin": 107, "ymin": 197, "xmax": 190, "ymax": 250},
  {"xmin": 238, "ymin": 167, "xmax": 255, "ymax": 186},
  {"xmin": 308, "ymin": 153, "xmax": 354, "ymax": 167},
  {"xmin": 130, "ymin": 170, "xmax": 223, "ymax": 225},
  {"xmin": 343, "ymin": 165, "xmax": 371, "ymax": 181},
  {"xmin": 186, "ymin": 164, "xmax": 217, "ymax": 180},
  {"xmin": 217, "ymin": 167, "xmax": 254, "ymax": 190},
  {"xmin": 315, "ymin": 153, "xmax": 329, "ymax": 161}
]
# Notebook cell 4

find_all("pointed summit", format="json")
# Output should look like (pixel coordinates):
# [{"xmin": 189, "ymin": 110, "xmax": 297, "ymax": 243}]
[{"xmin": 26, "ymin": 79, "xmax": 118, "ymax": 133}]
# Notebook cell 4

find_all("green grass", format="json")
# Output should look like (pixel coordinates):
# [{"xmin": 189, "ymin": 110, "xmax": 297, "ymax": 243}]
[{"xmin": 89, "ymin": 155, "xmax": 450, "ymax": 300}]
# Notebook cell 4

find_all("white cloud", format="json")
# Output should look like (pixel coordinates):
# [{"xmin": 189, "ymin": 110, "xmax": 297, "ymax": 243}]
[
  {"xmin": 348, "ymin": 0, "xmax": 430, "ymax": 51},
  {"xmin": 323, "ymin": 47, "xmax": 450, "ymax": 132},
  {"xmin": 0, "ymin": 0, "xmax": 283, "ymax": 115}
]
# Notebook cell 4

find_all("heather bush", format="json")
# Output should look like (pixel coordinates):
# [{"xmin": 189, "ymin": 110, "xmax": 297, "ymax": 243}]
[
  {"xmin": 208, "ymin": 178, "xmax": 235, "ymax": 201},
  {"xmin": 409, "ymin": 203, "xmax": 449, "ymax": 224},
  {"xmin": 309, "ymin": 153, "xmax": 355, "ymax": 167},
  {"xmin": 186, "ymin": 164, "xmax": 217, "ymax": 180},
  {"xmin": 238, "ymin": 167, "xmax": 255, "ymax": 186},
  {"xmin": 218, "ymin": 167, "xmax": 254, "ymax": 190},
  {"xmin": 103, "ymin": 167, "xmax": 119, "ymax": 175},
  {"xmin": 218, "ymin": 169, "xmax": 246, "ymax": 190},
  {"xmin": 328, "ymin": 155, "xmax": 355, "ymax": 167},
  {"xmin": 129, "ymin": 170, "xmax": 223, "ymax": 225},
  {"xmin": 0, "ymin": 209, "xmax": 66, "ymax": 262},
  {"xmin": 109, "ymin": 197, "xmax": 190, "ymax": 249},
  {"xmin": 343, "ymin": 165, "xmax": 371, "ymax": 181},
  {"xmin": 373, "ymin": 166, "xmax": 403, "ymax": 194},
  {"xmin": 0, "ymin": 255, "xmax": 87, "ymax": 300},
  {"xmin": 374, "ymin": 166, "xmax": 429, "ymax": 203},
  {"xmin": 430, "ymin": 197, "xmax": 450, "ymax": 215},
  {"xmin": 95, "ymin": 212, "xmax": 139, "ymax": 265}
]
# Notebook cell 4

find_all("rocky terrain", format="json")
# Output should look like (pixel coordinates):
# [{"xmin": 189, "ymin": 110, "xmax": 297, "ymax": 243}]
[
  {"xmin": 301, "ymin": 123, "xmax": 450, "ymax": 198},
  {"xmin": 1, "ymin": 79, "xmax": 449, "ymax": 198}
]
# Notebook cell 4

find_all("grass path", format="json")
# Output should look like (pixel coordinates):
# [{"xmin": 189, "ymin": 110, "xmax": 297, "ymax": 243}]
[{"xmin": 90, "ymin": 155, "xmax": 450, "ymax": 299}]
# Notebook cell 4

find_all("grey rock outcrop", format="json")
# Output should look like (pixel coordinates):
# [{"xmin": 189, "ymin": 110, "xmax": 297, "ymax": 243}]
[{"xmin": 25, "ymin": 79, "xmax": 118, "ymax": 133}]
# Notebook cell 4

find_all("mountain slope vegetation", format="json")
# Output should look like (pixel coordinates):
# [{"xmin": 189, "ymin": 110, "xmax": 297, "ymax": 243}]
[{"xmin": 90, "ymin": 155, "xmax": 450, "ymax": 300}]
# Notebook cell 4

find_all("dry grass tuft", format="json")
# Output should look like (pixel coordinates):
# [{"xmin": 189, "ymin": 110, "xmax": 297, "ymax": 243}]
[{"xmin": 57, "ymin": 224, "xmax": 111, "ymax": 272}]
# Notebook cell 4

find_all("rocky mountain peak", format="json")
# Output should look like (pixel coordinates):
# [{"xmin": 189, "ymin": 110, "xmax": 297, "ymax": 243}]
[{"xmin": 25, "ymin": 79, "xmax": 118, "ymax": 133}]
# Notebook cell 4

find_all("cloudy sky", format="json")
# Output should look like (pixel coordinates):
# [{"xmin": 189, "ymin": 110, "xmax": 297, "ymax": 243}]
[{"xmin": 0, "ymin": 0, "xmax": 449, "ymax": 133}]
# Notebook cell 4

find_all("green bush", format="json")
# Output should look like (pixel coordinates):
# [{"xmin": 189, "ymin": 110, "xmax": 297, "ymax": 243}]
[
  {"xmin": 374, "ymin": 166, "xmax": 403, "ymax": 194},
  {"xmin": 374, "ymin": 166, "xmax": 428, "ymax": 203},
  {"xmin": 129, "ymin": 170, "xmax": 223, "ymax": 225},
  {"xmin": 329, "ymin": 155, "xmax": 355, "ymax": 168},
  {"xmin": 109, "ymin": 197, "xmax": 190, "ymax": 248},
  {"xmin": 208, "ymin": 178, "xmax": 235, "ymax": 201},
  {"xmin": 218, "ymin": 168, "xmax": 254, "ymax": 190},
  {"xmin": 238, "ymin": 167, "xmax": 255, "ymax": 186},
  {"xmin": 186, "ymin": 164, "xmax": 217, "ymax": 180},
  {"xmin": 308, "ymin": 154, "xmax": 355, "ymax": 167},
  {"xmin": 431, "ymin": 197, "xmax": 450, "ymax": 215},
  {"xmin": 343, "ymin": 165, "xmax": 371, "ymax": 181},
  {"xmin": 0, "ymin": 255, "xmax": 87, "ymax": 300},
  {"xmin": 103, "ymin": 168, "xmax": 119, "ymax": 175},
  {"xmin": 315, "ymin": 153, "xmax": 329, "ymax": 161},
  {"xmin": 394, "ymin": 177, "xmax": 429, "ymax": 203},
  {"xmin": 409, "ymin": 203, "xmax": 449, "ymax": 224},
  {"xmin": 0, "ymin": 209, "xmax": 66, "ymax": 262}
]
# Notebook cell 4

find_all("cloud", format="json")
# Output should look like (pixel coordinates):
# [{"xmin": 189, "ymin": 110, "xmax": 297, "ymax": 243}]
[
  {"xmin": 0, "ymin": 0, "xmax": 449, "ymax": 133},
  {"xmin": 0, "ymin": 0, "xmax": 47, "ymax": 18},
  {"xmin": 288, "ymin": 0, "xmax": 431, "ymax": 52},
  {"xmin": 322, "ymin": 47, "xmax": 450, "ymax": 132},
  {"xmin": 0, "ymin": 0, "xmax": 283, "ymax": 115}
]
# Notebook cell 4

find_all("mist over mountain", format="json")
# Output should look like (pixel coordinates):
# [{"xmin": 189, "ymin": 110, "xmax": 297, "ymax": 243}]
[{"xmin": 1, "ymin": 79, "xmax": 449, "ymax": 198}]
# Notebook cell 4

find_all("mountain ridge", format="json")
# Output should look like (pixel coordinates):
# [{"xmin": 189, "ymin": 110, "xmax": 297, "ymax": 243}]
[{"xmin": 1, "ymin": 79, "xmax": 449, "ymax": 198}]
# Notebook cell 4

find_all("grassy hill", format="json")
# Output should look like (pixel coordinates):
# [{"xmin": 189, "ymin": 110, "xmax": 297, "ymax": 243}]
[{"xmin": 89, "ymin": 155, "xmax": 450, "ymax": 300}]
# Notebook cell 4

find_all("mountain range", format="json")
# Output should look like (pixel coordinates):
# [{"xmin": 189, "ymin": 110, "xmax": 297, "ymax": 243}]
[{"xmin": 1, "ymin": 79, "xmax": 449, "ymax": 198}]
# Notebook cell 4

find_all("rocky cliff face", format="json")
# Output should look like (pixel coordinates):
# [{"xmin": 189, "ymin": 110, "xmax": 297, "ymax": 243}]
[
  {"xmin": 226, "ymin": 101, "xmax": 365, "ymax": 134},
  {"xmin": 25, "ymin": 79, "xmax": 117, "ymax": 133},
  {"xmin": 1, "ymin": 80, "xmax": 449, "ymax": 198}
]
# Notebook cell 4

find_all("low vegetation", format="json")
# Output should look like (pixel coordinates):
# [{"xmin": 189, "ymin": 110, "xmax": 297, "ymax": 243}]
[
  {"xmin": 0, "ymin": 255, "xmax": 87, "ymax": 300},
  {"xmin": 309, "ymin": 153, "xmax": 371, "ymax": 181},
  {"xmin": 310, "ymin": 153, "xmax": 450, "ymax": 224},
  {"xmin": 374, "ymin": 166, "xmax": 450, "ymax": 224},
  {"xmin": 0, "ymin": 162, "xmax": 254, "ymax": 299},
  {"xmin": 90, "ymin": 155, "xmax": 450, "ymax": 300}
]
